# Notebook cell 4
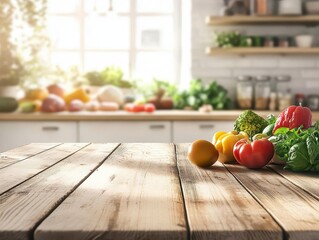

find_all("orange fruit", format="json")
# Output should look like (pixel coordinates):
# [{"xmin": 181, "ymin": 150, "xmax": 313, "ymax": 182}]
[
  {"xmin": 25, "ymin": 88, "xmax": 48, "ymax": 101},
  {"xmin": 187, "ymin": 140, "xmax": 219, "ymax": 168}
]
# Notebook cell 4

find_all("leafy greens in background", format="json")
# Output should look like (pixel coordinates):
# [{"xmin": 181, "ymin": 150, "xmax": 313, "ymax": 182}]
[
  {"xmin": 270, "ymin": 122, "xmax": 319, "ymax": 172},
  {"xmin": 85, "ymin": 66, "xmax": 133, "ymax": 88},
  {"xmin": 137, "ymin": 78, "xmax": 232, "ymax": 110},
  {"xmin": 173, "ymin": 79, "xmax": 232, "ymax": 110}
]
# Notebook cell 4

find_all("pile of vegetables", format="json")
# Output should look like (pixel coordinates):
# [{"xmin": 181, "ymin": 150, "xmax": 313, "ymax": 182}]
[
  {"xmin": 188, "ymin": 105, "xmax": 319, "ymax": 172},
  {"xmin": 269, "ymin": 105, "xmax": 318, "ymax": 171},
  {"xmin": 137, "ymin": 78, "xmax": 232, "ymax": 111}
]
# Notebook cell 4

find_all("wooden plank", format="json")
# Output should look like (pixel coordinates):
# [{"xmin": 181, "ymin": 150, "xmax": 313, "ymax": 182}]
[
  {"xmin": 268, "ymin": 165, "xmax": 319, "ymax": 200},
  {"xmin": 0, "ymin": 143, "xmax": 119, "ymax": 240},
  {"xmin": 0, "ymin": 143, "xmax": 88, "ymax": 195},
  {"xmin": 226, "ymin": 164, "xmax": 319, "ymax": 240},
  {"xmin": 0, "ymin": 143, "xmax": 61, "ymax": 169},
  {"xmin": 35, "ymin": 143, "xmax": 187, "ymax": 240},
  {"xmin": 206, "ymin": 47, "xmax": 319, "ymax": 56},
  {"xmin": 176, "ymin": 144, "xmax": 281, "ymax": 240},
  {"xmin": 206, "ymin": 15, "xmax": 319, "ymax": 25}
]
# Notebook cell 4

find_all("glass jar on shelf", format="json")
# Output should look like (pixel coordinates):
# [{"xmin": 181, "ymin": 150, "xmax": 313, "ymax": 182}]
[
  {"xmin": 254, "ymin": 75, "xmax": 271, "ymax": 110},
  {"xmin": 275, "ymin": 75, "xmax": 292, "ymax": 110},
  {"xmin": 278, "ymin": 91, "xmax": 292, "ymax": 111},
  {"xmin": 276, "ymin": 75, "xmax": 291, "ymax": 93},
  {"xmin": 236, "ymin": 75, "xmax": 253, "ymax": 109},
  {"xmin": 269, "ymin": 92, "xmax": 277, "ymax": 111},
  {"xmin": 250, "ymin": 0, "xmax": 276, "ymax": 15},
  {"xmin": 307, "ymin": 94, "xmax": 319, "ymax": 111}
]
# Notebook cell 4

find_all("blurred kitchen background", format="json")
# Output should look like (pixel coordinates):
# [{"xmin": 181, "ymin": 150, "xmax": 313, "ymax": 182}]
[{"xmin": 1, "ymin": 0, "xmax": 319, "ymax": 150}]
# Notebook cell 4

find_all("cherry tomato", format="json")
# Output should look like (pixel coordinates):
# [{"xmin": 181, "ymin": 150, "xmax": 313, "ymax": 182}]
[
  {"xmin": 144, "ymin": 103, "xmax": 156, "ymax": 113},
  {"xmin": 124, "ymin": 103, "xmax": 134, "ymax": 112},
  {"xmin": 132, "ymin": 104, "xmax": 145, "ymax": 112},
  {"xmin": 233, "ymin": 138, "xmax": 274, "ymax": 169}
]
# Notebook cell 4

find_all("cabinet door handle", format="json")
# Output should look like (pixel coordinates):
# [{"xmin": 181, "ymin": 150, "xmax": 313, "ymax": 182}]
[
  {"xmin": 149, "ymin": 125, "xmax": 165, "ymax": 130},
  {"xmin": 199, "ymin": 124, "xmax": 215, "ymax": 129},
  {"xmin": 42, "ymin": 126, "xmax": 60, "ymax": 131}
]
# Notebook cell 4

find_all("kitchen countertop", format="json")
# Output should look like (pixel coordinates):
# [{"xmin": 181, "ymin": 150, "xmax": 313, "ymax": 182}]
[
  {"xmin": 1, "ymin": 110, "xmax": 319, "ymax": 121},
  {"xmin": 1, "ymin": 143, "xmax": 319, "ymax": 240}
]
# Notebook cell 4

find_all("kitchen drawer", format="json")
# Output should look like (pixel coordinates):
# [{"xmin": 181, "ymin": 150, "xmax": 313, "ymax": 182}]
[
  {"xmin": 0, "ymin": 121, "xmax": 77, "ymax": 152},
  {"xmin": 79, "ymin": 121, "xmax": 171, "ymax": 143},
  {"xmin": 173, "ymin": 121, "xmax": 234, "ymax": 143}
]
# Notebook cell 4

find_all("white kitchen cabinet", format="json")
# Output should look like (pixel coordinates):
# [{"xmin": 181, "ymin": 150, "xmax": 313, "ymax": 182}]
[
  {"xmin": 0, "ymin": 121, "xmax": 77, "ymax": 152},
  {"xmin": 173, "ymin": 121, "xmax": 234, "ymax": 143},
  {"xmin": 79, "ymin": 121, "xmax": 171, "ymax": 143}
]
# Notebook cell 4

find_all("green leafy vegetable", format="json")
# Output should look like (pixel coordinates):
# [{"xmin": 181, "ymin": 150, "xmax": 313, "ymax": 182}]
[
  {"xmin": 306, "ymin": 132, "xmax": 319, "ymax": 165},
  {"xmin": 213, "ymin": 31, "xmax": 241, "ymax": 48},
  {"xmin": 270, "ymin": 124, "xmax": 319, "ymax": 172},
  {"xmin": 286, "ymin": 142, "xmax": 312, "ymax": 171}
]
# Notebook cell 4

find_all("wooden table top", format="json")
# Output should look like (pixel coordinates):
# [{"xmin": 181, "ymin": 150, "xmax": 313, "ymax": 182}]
[{"xmin": 0, "ymin": 143, "xmax": 318, "ymax": 240}]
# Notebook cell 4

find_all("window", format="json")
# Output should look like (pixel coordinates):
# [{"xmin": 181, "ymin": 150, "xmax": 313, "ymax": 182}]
[{"xmin": 47, "ymin": 0, "xmax": 181, "ymax": 83}]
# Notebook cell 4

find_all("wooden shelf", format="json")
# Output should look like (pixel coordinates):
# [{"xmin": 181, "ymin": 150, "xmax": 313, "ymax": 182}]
[
  {"xmin": 206, "ymin": 47, "xmax": 319, "ymax": 55},
  {"xmin": 206, "ymin": 16, "xmax": 319, "ymax": 25}
]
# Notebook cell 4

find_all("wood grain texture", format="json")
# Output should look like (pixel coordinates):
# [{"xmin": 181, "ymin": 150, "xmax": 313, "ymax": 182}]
[
  {"xmin": 176, "ymin": 144, "xmax": 281, "ymax": 240},
  {"xmin": 35, "ymin": 143, "xmax": 187, "ymax": 240},
  {"xmin": 269, "ymin": 165, "xmax": 319, "ymax": 200},
  {"xmin": 0, "ymin": 143, "xmax": 60, "ymax": 169},
  {"xmin": 226, "ymin": 164, "xmax": 319, "ymax": 240},
  {"xmin": 0, "ymin": 143, "xmax": 119, "ymax": 240},
  {"xmin": 0, "ymin": 143, "xmax": 88, "ymax": 195}
]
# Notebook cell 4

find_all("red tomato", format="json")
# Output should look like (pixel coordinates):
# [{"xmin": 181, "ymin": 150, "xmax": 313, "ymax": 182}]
[
  {"xmin": 233, "ymin": 138, "xmax": 274, "ymax": 169},
  {"xmin": 124, "ymin": 103, "xmax": 134, "ymax": 112},
  {"xmin": 132, "ymin": 104, "xmax": 145, "ymax": 112},
  {"xmin": 144, "ymin": 103, "xmax": 156, "ymax": 113}
]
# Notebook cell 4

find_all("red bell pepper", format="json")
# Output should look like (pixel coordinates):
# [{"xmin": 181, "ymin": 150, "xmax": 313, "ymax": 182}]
[
  {"xmin": 233, "ymin": 138, "xmax": 275, "ymax": 169},
  {"xmin": 273, "ymin": 105, "xmax": 312, "ymax": 133}
]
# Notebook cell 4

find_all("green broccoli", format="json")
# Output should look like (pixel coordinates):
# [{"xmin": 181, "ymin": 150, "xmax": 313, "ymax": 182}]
[{"xmin": 234, "ymin": 110, "xmax": 268, "ymax": 138}]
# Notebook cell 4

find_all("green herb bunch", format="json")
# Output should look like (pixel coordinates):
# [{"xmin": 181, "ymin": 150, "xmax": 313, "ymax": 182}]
[
  {"xmin": 173, "ymin": 79, "xmax": 232, "ymax": 110},
  {"xmin": 270, "ymin": 122, "xmax": 319, "ymax": 172},
  {"xmin": 213, "ymin": 31, "xmax": 241, "ymax": 48},
  {"xmin": 85, "ymin": 66, "xmax": 134, "ymax": 88}
]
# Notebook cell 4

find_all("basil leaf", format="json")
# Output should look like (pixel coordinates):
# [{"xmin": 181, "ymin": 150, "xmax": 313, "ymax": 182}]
[
  {"xmin": 285, "ymin": 142, "xmax": 312, "ymax": 172},
  {"xmin": 306, "ymin": 133, "xmax": 319, "ymax": 165}
]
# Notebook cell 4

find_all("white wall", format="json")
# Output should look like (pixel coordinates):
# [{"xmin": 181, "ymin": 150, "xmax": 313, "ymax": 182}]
[{"xmin": 191, "ymin": 0, "xmax": 319, "ymax": 101}]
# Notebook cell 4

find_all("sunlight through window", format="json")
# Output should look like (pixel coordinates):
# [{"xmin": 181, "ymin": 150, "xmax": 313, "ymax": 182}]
[{"xmin": 47, "ymin": 0, "xmax": 180, "ymax": 83}]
